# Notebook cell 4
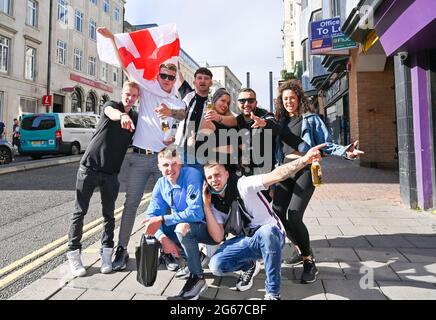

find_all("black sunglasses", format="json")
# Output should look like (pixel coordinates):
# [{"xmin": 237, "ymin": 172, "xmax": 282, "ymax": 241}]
[
  {"xmin": 159, "ymin": 73, "xmax": 176, "ymax": 81},
  {"xmin": 238, "ymin": 98, "xmax": 256, "ymax": 104}
]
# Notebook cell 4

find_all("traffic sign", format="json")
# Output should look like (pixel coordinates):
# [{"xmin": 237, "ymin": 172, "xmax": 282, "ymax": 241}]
[{"xmin": 42, "ymin": 95, "xmax": 52, "ymax": 106}]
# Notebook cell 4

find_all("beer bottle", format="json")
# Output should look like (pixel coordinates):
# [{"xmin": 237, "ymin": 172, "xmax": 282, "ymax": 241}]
[{"xmin": 311, "ymin": 160, "xmax": 322, "ymax": 187}]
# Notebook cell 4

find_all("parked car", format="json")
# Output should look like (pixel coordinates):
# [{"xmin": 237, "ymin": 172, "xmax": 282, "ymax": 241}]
[
  {"xmin": 0, "ymin": 139, "xmax": 14, "ymax": 165},
  {"xmin": 18, "ymin": 113, "xmax": 100, "ymax": 160}
]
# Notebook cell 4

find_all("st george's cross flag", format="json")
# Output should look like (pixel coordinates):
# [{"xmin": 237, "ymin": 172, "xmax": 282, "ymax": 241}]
[{"xmin": 97, "ymin": 24, "xmax": 181, "ymax": 95}]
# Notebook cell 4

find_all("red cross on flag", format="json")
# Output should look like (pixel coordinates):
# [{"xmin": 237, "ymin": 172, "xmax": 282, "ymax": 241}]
[{"xmin": 97, "ymin": 24, "xmax": 180, "ymax": 92}]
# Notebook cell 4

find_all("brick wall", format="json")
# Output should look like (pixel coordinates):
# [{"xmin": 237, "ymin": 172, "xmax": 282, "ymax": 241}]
[{"xmin": 349, "ymin": 52, "xmax": 398, "ymax": 170}]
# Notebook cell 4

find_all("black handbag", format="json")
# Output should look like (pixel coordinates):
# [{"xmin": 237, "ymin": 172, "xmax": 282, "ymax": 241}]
[{"xmin": 135, "ymin": 234, "xmax": 160, "ymax": 287}]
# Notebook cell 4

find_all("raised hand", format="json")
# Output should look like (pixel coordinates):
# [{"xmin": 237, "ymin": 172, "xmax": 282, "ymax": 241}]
[
  {"xmin": 250, "ymin": 112, "xmax": 267, "ymax": 129},
  {"xmin": 346, "ymin": 140, "xmax": 365, "ymax": 159}
]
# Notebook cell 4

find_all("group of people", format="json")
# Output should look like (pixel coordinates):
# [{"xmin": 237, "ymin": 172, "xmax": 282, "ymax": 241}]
[{"xmin": 66, "ymin": 26, "xmax": 363, "ymax": 301}]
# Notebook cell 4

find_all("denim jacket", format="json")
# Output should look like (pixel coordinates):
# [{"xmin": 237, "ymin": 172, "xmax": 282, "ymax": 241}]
[{"xmin": 276, "ymin": 113, "xmax": 352, "ymax": 165}]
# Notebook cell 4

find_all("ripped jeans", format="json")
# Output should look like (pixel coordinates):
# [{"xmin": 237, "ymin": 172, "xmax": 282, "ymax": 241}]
[{"xmin": 209, "ymin": 224, "xmax": 285, "ymax": 295}]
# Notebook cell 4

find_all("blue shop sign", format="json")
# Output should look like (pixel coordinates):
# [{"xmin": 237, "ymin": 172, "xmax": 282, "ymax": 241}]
[{"xmin": 310, "ymin": 17, "xmax": 356, "ymax": 54}]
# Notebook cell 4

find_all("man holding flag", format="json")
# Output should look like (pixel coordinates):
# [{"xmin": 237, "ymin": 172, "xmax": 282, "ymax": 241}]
[{"xmin": 97, "ymin": 25, "xmax": 185, "ymax": 272}]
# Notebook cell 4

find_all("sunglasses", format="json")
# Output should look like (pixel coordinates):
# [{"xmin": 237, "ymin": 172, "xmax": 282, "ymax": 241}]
[
  {"xmin": 238, "ymin": 98, "xmax": 256, "ymax": 104},
  {"xmin": 159, "ymin": 73, "xmax": 176, "ymax": 81}
]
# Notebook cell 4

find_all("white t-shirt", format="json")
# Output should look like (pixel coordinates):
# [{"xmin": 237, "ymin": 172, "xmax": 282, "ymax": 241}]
[
  {"xmin": 132, "ymin": 81, "xmax": 185, "ymax": 152},
  {"xmin": 211, "ymin": 175, "xmax": 286, "ymax": 235}
]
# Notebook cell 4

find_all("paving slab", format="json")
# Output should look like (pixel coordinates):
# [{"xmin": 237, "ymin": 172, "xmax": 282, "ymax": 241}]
[
  {"xmin": 131, "ymin": 293, "xmax": 167, "ymax": 300},
  {"xmin": 8, "ymin": 279, "xmax": 62, "ymax": 300},
  {"xmin": 77, "ymin": 289, "xmax": 134, "ymax": 300},
  {"xmin": 215, "ymin": 277, "xmax": 264, "ymax": 300},
  {"xmin": 66, "ymin": 268, "xmax": 130, "ymax": 291},
  {"xmin": 114, "ymin": 269, "xmax": 174, "ymax": 296},
  {"xmin": 280, "ymin": 279, "xmax": 326, "ymax": 300},
  {"xmin": 402, "ymin": 235, "xmax": 436, "ymax": 249},
  {"xmin": 372, "ymin": 225, "xmax": 416, "ymax": 235},
  {"xmin": 310, "ymin": 235, "xmax": 331, "ymax": 248},
  {"xmin": 338, "ymin": 225, "xmax": 380, "ymax": 236},
  {"xmin": 317, "ymin": 217, "xmax": 354, "ymax": 226},
  {"xmin": 365, "ymin": 235, "xmax": 415, "ymax": 248},
  {"xmin": 307, "ymin": 225, "xmax": 343, "ymax": 236},
  {"xmin": 328, "ymin": 210, "xmax": 362, "ymax": 218},
  {"xmin": 49, "ymin": 287, "xmax": 86, "ymax": 300},
  {"xmin": 397, "ymin": 249, "xmax": 436, "ymax": 263},
  {"xmin": 339, "ymin": 261, "xmax": 400, "ymax": 281},
  {"xmin": 323, "ymin": 280, "xmax": 387, "ymax": 300},
  {"xmin": 377, "ymin": 281, "xmax": 436, "ymax": 300},
  {"xmin": 326, "ymin": 235, "xmax": 372, "ymax": 248},
  {"xmin": 390, "ymin": 262, "xmax": 436, "ymax": 284},
  {"xmin": 354, "ymin": 248, "xmax": 408, "ymax": 263},
  {"xmin": 311, "ymin": 247, "xmax": 361, "ymax": 262}
]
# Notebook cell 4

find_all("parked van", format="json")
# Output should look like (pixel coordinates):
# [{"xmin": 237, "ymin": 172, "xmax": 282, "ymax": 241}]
[{"xmin": 19, "ymin": 113, "xmax": 100, "ymax": 159}]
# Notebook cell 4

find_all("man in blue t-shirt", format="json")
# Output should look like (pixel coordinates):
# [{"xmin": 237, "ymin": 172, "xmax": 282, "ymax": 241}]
[{"xmin": 143, "ymin": 148, "xmax": 218, "ymax": 300}]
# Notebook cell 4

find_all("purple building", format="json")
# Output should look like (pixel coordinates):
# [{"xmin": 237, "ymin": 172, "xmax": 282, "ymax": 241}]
[{"xmin": 343, "ymin": 0, "xmax": 436, "ymax": 210}]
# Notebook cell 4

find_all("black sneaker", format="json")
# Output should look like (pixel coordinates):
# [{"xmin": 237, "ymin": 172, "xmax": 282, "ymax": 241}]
[
  {"xmin": 284, "ymin": 250, "xmax": 303, "ymax": 266},
  {"xmin": 159, "ymin": 251, "xmax": 180, "ymax": 271},
  {"xmin": 236, "ymin": 261, "xmax": 260, "ymax": 291},
  {"xmin": 112, "ymin": 246, "xmax": 129, "ymax": 271},
  {"xmin": 178, "ymin": 274, "xmax": 208, "ymax": 300},
  {"xmin": 301, "ymin": 259, "xmax": 319, "ymax": 284},
  {"xmin": 175, "ymin": 265, "xmax": 190, "ymax": 279}
]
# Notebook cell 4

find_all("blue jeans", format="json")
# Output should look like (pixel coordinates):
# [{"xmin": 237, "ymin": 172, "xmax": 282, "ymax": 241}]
[
  {"xmin": 175, "ymin": 222, "xmax": 218, "ymax": 276},
  {"xmin": 209, "ymin": 224, "xmax": 285, "ymax": 296}
]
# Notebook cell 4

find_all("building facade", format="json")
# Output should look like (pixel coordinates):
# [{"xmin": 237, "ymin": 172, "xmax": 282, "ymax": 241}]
[
  {"xmin": 50, "ymin": 0, "xmax": 125, "ymax": 115},
  {"xmin": 0, "ymin": 0, "xmax": 50, "ymax": 138},
  {"xmin": 0, "ymin": 0, "xmax": 125, "ymax": 136},
  {"xmin": 282, "ymin": 0, "xmax": 302, "ymax": 75},
  {"xmin": 343, "ymin": 0, "xmax": 436, "ymax": 210}
]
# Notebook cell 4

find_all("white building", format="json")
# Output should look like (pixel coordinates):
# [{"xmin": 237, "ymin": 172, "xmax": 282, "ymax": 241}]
[
  {"xmin": 51, "ymin": 0, "xmax": 125, "ymax": 115},
  {"xmin": 207, "ymin": 65, "xmax": 242, "ymax": 114},
  {"xmin": 282, "ymin": 0, "xmax": 302, "ymax": 74},
  {"xmin": 0, "ymin": 0, "xmax": 50, "ymax": 137}
]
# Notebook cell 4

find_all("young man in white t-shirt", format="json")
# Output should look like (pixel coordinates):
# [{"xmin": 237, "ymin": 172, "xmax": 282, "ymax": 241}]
[{"xmin": 202, "ymin": 144, "xmax": 326, "ymax": 300}]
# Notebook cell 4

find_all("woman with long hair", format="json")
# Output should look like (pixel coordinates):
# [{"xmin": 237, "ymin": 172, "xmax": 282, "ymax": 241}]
[{"xmin": 273, "ymin": 80, "xmax": 363, "ymax": 284}]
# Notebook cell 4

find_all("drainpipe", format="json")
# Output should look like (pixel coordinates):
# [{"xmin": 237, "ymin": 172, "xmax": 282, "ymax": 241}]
[{"xmin": 46, "ymin": 0, "xmax": 53, "ymax": 113}]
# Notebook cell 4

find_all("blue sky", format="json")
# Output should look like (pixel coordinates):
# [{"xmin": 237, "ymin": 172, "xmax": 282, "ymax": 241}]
[{"xmin": 124, "ymin": 0, "xmax": 284, "ymax": 109}]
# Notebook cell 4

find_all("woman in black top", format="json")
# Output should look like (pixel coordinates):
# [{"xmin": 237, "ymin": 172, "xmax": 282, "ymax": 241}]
[
  {"xmin": 273, "ymin": 80, "xmax": 363, "ymax": 285},
  {"xmin": 199, "ymin": 88, "xmax": 238, "ymax": 172}
]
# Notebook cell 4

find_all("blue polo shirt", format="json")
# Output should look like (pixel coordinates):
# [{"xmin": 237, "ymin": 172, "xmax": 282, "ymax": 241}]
[{"xmin": 146, "ymin": 166, "xmax": 204, "ymax": 239}]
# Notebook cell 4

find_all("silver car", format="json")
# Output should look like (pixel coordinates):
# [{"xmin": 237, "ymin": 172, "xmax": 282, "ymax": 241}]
[{"xmin": 0, "ymin": 139, "xmax": 14, "ymax": 165}]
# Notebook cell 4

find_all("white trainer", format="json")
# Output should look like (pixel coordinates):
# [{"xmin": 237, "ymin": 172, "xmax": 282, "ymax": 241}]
[
  {"xmin": 100, "ymin": 247, "xmax": 113, "ymax": 274},
  {"xmin": 66, "ymin": 249, "xmax": 86, "ymax": 277}
]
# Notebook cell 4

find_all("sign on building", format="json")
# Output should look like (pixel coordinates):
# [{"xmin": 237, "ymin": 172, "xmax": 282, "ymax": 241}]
[{"xmin": 310, "ymin": 17, "xmax": 357, "ymax": 55}]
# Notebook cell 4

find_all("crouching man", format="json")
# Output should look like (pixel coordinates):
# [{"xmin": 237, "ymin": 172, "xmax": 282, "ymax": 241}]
[
  {"xmin": 142, "ymin": 148, "xmax": 219, "ymax": 300},
  {"xmin": 203, "ymin": 144, "xmax": 326, "ymax": 300}
]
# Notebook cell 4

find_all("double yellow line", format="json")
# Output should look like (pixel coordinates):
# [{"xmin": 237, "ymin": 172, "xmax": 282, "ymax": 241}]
[{"xmin": 0, "ymin": 193, "xmax": 152, "ymax": 291}]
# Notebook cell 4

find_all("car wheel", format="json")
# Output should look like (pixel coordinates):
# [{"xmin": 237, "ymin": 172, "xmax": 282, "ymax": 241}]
[
  {"xmin": 70, "ymin": 143, "xmax": 80, "ymax": 155},
  {"xmin": 0, "ymin": 146, "xmax": 12, "ymax": 165}
]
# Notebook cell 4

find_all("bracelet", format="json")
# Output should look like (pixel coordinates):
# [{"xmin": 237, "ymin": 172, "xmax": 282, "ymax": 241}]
[{"xmin": 119, "ymin": 113, "xmax": 127, "ymax": 120}]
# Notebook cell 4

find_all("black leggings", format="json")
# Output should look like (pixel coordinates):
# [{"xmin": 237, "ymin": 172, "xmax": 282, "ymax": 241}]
[{"xmin": 272, "ymin": 168, "xmax": 315, "ymax": 257}]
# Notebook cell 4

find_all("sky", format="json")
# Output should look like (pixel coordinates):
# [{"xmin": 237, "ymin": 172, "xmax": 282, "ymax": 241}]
[{"xmin": 124, "ymin": 0, "xmax": 284, "ymax": 110}]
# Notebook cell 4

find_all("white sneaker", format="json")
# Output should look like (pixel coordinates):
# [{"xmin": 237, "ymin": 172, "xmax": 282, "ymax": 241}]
[
  {"xmin": 66, "ymin": 249, "xmax": 86, "ymax": 277},
  {"xmin": 100, "ymin": 247, "xmax": 113, "ymax": 274}
]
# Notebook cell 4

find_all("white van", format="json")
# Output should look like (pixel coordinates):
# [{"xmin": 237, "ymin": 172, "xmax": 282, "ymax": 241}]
[{"xmin": 19, "ymin": 113, "xmax": 100, "ymax": 159}]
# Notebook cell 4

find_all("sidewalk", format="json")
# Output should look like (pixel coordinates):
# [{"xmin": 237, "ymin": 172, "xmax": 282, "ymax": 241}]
[{"xmin": 9, "ymin": 157, "xmax": 436, "ymax": 300}]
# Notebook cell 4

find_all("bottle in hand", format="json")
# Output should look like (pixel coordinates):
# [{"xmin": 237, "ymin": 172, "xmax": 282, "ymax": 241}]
[{"xmin": 311, "ymin": 160, "xmax": 322, "ymax": 187}]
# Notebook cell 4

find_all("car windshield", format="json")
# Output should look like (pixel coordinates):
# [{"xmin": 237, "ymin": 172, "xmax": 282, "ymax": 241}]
[{"xmin": 21, "ymin": 116, "xmax": 56, "ymax": 130}]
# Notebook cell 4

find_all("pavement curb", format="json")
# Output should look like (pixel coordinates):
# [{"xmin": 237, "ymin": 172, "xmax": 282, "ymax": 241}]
[{"xmin": 0, "ymin": 155, "xmax": 82, "ymax": 175}]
